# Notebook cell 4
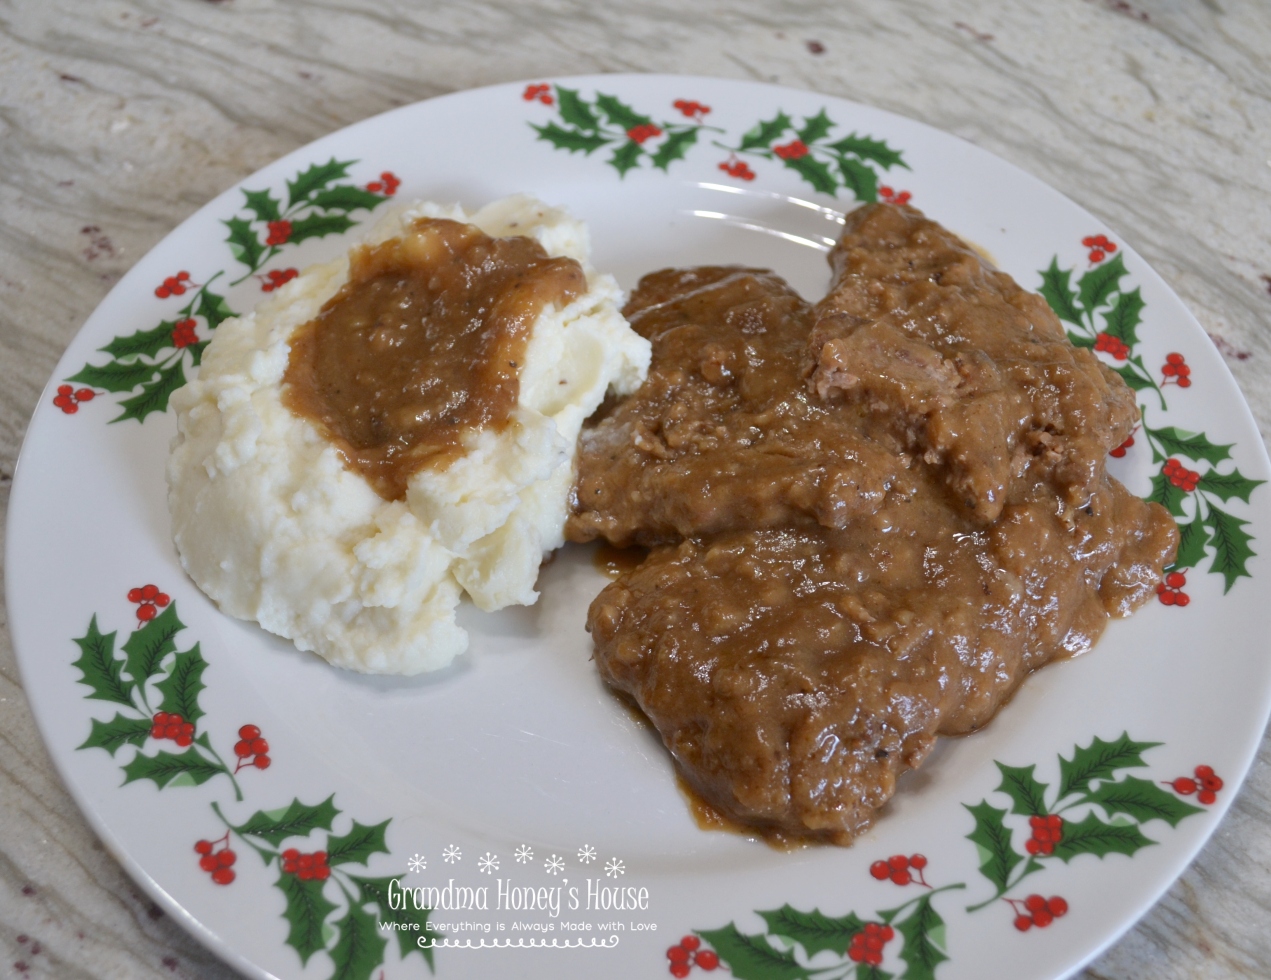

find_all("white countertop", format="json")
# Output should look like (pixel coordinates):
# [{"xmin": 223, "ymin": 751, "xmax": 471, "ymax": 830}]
[{"xmin": 1, "ymin": 1, "xmax": 1269, "ymax": 977}]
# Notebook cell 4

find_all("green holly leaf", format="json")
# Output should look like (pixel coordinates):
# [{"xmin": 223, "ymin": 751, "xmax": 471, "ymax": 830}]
[
  {"xmin": 236, "ymin": 795, "xmax": 340, "ymax": 847},
  {"xmin": 757, "ymin": 905, "xmax": 864, "ymax": 958},
  {"xmin": 1100, "ymin": 287, "xmax": 1144, "ymax": 348},
  {"xmin": 121, "ymin": 602, "xmax": 183, "ymax": 686},
  {"xmin": 1085, "ymin": 774, "xmax": 1204, "ymax": 827},
  {"xmin": 242, "ymin": 187, "xmax": 282, "ymax": 224},
  {"xmin": 72, "ymin": 616, "xmax": 134, "ymax": 707},
  {"xmin": 1057, "ymin": 733, "xmax": 1160, "ymax": 800},
  {"xmin": 826, "ymin": 133, "xmax": 907, "ymax": 170},
  {"xmin": 1144, "ymin": 426, "xmax": 1232, "ymax": 466},
  {"xmin": 783, "ymin": 154, "xmax": 838, "ymax": 196},
  {"xmin": 995, "ymin": 762, "xmax": 1050, "ymax": 816},
  {"xmin": 1146, "ymin": 471, "xmax": 1187, "ymax": 517},
  {"xmin": 695, "ymin": 924, "xmax": 812, "ymax": 980},
  {"xmin": 66, "ymin": 357, "xmax": 161, "ymax": 394},
  {"xmin": 187, "ymin": 340, "xmax": 209, "ymax": 367},
  {"xmin": 594, "ymin": 93, "xmax": 652, "ymax": 131},
  {"xmin": 155, "ymin": 644, "xmax": 207, "ymax": 726},
  {"xmin": 275, "ymin": 871, "xmax": 339, "ymax": 966},
  {"xmin": 854, "ymin": 966, "xmax": 893, "ymax": 980},
  {"xmin": 532, "ymin": 122, "xmax": 611, "ymax": 155},
  {"xmin": 287, "ymin": 212, "xmax": 356, "ymax": 246},
  {"xmin": 1174, "ymin": 512, "xmax": 1209, "ymax": 570},
  {"xmin": 835, "ymin": 156, "xmax": 878, "ymax": 202},
  {"xmin": 329, "ymin": 902, "xmax": 388, "ymax": 980},
  {"xmin": 1051, "ymin": 810, "xmax": 1155, "ymax": 862},
  {"xmin": 796, "ymin": 109, "xmax": 834, "ymax": 144},
  {"xmin": 1114, "ymin": 362, "xmax": 1157, "ymax": 393},
  {"xmin": 963, "ymin": 800, "xmax": 1021, "ymax": 895},
  {"xmin": 112, "ymin": 357, "xmax": 186, "ymax": 423},
  {"xmin": 1077, "ymin": 252, "xmax": 1128, "ymax": 317},
  {"xmin": 327, "ymin": 819, "xmax": 391, "ymax": 867},
  {"xmin": 608, "ymin": 140, "xmax": 644, "ymax": 177},
  {"xmin": 1198, "ymin": 467, "xmax": 1265, "ymax": 505},
  {"xmin": 348, "ymin": 875, "xmax": 433, "ymax": 967},
  {"xmin": 895, "ymin": 893, "xmax": 948, "ymax": 980},
  {"xmin": 286, "ymin": 158, "xmax": 355, "ymax": 209},
  {"xmin": 738, "ymin": 112, "xmax": 793, "ymax": 151},
  {"xmin": 1039, "ymin": 258, "xmax": 1083, "ymax": 326},
  {"xmin": 555, "ymin": 86, "xmax": 600, "ymax": 131},
  {"xmin": 651, "ymin": 128, "xmax": 699, "ymax": 171},
  {"xmin": 1205, "ymin": 503, "xmax": 1256, "ymax": 593},
  {"xmin": 98, "ymin": 322, "xmax": 176, "ymax": 362},
  {"xmin": 224, "ymin": 216, "xmax": 265, "ymax": 270},
  {"xmin": 310, "ymin": 186, "xmax": 385, "ymax": 213},
  {"xmin": 1067, "ymin": 330, "xmax": 1095, "ymax": 349},
  {"xmin": 79, "ymin": 713, "xmax": 152, "ymax": 755},
  {"xmin": 194, "ymin": 288, "xmax": 236, "ymax": 332},
  {"xmin": 121, "ymin": 748, "xmax": 225, "ymax": 789}
]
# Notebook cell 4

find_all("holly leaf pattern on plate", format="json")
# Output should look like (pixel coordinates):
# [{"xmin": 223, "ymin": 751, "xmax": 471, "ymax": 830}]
[
  {"xmin": 154, "ymin": 643, "xmax": 208, "ymax": 725},
  {"xmin": 348, "ymin": 875, "xmax": 434, "ymax": 966},
  {"xmin": 242, "ymin": 187, "xmax": 282, "ymax": 224},
  {"xmin": 651, "ymin": 128, "xmax": 699, "ymax": 171},
  {"xmin": 286, "ymin": 158, "xmax": 355, "ymax": 209},
  {"xmin": 964, "ymin": 801, "xmax": 1020, "ymax": 895},
  {"xmin": 1174, "ymin": 512, "xmax": 1210, "ymax": 569},
  {"xmin": 695, "ymin": 924, "xmax": 812, "ymax": 980},
  {"xmin": 554, "ymin": 86, "xmax": 600, "ymax": 131},
  {"xmin": 326, "ymin": 819, "xmax": 391, "ymax": 867},
  {"xmin": 894, "ymin": 892, "xmax": 949, "ymax": 980},
  {"xmin": 1051, "ymin": 810, "xmax": 1155, "ymax": 862},
  {"xmin": 236, "ymin": 795, "xmax": 340, "ymax": 847},
  {"xmin": 609, "ymin": 140, "xmax": 643, "ymax": 177},
  {"xmin": 276, "ymin": 871, "xmax": 339, "ymax": 966},
  {"xmin": 121, "ymin": 748, "xmax": 224, "ymax": 789},
  {"xmin": 1198, "ymin": 468, "xmax": 1265, "ymax": 505},
  {"xmin": 287, "ymin": 212, "xmax": 356, "ymax": 246},
  {"xmin": 72, "ymin": 616, "xmax": 133, "ymax": 707},
  {"xmin": 1084, "ymin": 775, "xmax": 1204, "ymax": 828},
  {"xmin": 120, "ymin": 601, "xmax": 183, "ymax": 686},
  {"xmin": 593, "ymin": 93, "xmax": 651, "ymax": 131},
  {"xmin": 783, "ymin": 154, "xmax": 837, "ymax": 196},
  {"xmin": 1077, "ymin": 252, "xmax": 1128, "ymax": 316},
  {"xmin": 79, "ymin": 713, "xmax": 152, "ymax": 755},
  {"xmin": 97, "ymin": 322, "xmax": 177, "ymax": 362},
  {"xmin": 757, "ymin": 904, "xmax": 865, "ymax": 958},
  {"xmin": 994, "ymin": 762, "xmax": 1049, "ymax": 816},
  {"xmin": 1056, "ymin": 733, "xmax": 1160, "ymax": 800},
  {"xmin": 1100, "ymin": 287, "xmax": 1145, "ymax": 348},
  {"xmin": 738, "ymin": 112, "xmax": 792, "ymax": 151},
  {"xmin": 1205, "ymin": 504, "xmax": 1257, "ymax": 592},
  {"xmin": 328, "ymin": 903, "xmax": 388, "ymax": 980},
  {"xmin": 827, "ymin": 133, "xmax": 908, "ymax": 170},
  {"xmin": 835, "ymin": 156, "xmax": 878, "ymax": 202},
  {"xmin": 66, "ymin": 357, "xmax": 161, "ymax": 394},
  {"xmin": 796, "ymin": 109, "xmax": 833, "ymax": 145},
  {"xmin": 1039, "ymin": 258, "xmax": 1083, "ymax": 326},
  {"xmin": 1145, "ymin": 425, "xmax": 1233, "ymax": 465},
  {"xmin": 113, "ymin": 356, "xmax": 186, "ymax": 423},
  {"xmin": 532, "ymin": 121, "xmax": 611, "ymax": 155}
]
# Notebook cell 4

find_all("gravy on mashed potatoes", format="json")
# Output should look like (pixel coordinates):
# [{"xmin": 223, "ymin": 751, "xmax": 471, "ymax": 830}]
[{"xmin": 167, "ymin": 196, "xmax": 650, "ymax": 674}]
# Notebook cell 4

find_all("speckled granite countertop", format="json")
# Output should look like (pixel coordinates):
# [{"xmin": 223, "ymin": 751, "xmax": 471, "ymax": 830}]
[{"xmin": 1, "ymin": 1, "xmax": 1270, "ymax": 977}]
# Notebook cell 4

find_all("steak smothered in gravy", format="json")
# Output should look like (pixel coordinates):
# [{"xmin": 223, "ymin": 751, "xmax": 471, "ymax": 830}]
[{"xmin": 568, "ymin": 203, "xmax": 1178, "ymax": 845}]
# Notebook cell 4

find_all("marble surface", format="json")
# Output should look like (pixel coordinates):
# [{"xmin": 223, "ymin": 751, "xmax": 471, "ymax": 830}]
[{"xmin": 1, "ymin": 0, "xmax": 1270, "ymax": 977}]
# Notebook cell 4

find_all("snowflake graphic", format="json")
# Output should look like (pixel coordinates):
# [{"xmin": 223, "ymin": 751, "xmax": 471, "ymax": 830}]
[
  {"xmin": 577, "ymin": 844, "xmax": 597, "ymax": 864},
  {"xmin": 514, "ymin": 844, "xmax": 534, "ymax": 864},
  {"xmin": 443, "ymin": 844, "xmax": 462, "ymax": 864},
  {"xmin": 478, "ymin": 852, "xmax": 500, "ymax": 875},
  {"xmin": 544, "ymin": 854, "xmax": 565, "ymax": 875},
  {"xmin": 407, "ymin": 853, "xmax": 427, "ymax": 874},
  {"xmin": 605, "ymin": 857, "xmax": 626, "ymax": 878}
]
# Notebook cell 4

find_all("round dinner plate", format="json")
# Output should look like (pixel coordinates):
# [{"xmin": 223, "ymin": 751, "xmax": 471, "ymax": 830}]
[{"xmin": 8, "ymin": 74, "xmax": 1270, "ymax": 980}]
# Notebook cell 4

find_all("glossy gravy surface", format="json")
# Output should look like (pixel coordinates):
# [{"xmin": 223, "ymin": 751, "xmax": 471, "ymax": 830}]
[{"xmin": 284, "ymin": 218, "xmax": 584, "ymax": 499}]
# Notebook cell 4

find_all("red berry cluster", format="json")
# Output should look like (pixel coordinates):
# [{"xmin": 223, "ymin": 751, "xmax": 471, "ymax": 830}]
[
  {"xmin": 627, "ymin": 123, "xmax": 663, "ymax": 144},
  {"xmin": 366, "ymin": 171, "xmax": 401, "ymax": 195},
  {"xmin": 718, "ymin": 158, "xmax": 756, "ymax": 181},
  {"xmin": 260, "ymin": 268, "xmax": 299, "ymax": 292},
  {"xmin": 1082, "ymin": 234, "xmax": 1117, "ymax": 263},
  {"xmin": 673, "ymin": 99, "xmax": 711, "ymax": 119},
  {"xmin": 151, "ymin": 711, "xmax": 194, "ymax": 747},
  {"xmin": 666, "ymin": 935, "xmax": 717, "ymax": 977},
  {"xmin": 1163, "ymin": 457, "xmax": 1200, "ymax": 494},
  {"xmin": 265, "ymin": 220, "xmax": 292, "ymax": 247},
  {"xmin": 171, "ymin": 318, "xmax": 198, "ymax": 348},
  {"xmin": 233, "ymin": 724, "xmax": 271, "ymax": 772},
  {"xmin": 1167, "ymin": 764, "xmax": 1223, "ymax": 804},
  {"xmin": 1011, "ymin": 894, "xmax": 1068, "ymax": 931},
  {"xmin": 523, "ymin": 83, "xmax": 553, "ymax": 105},
  {"xmin": 128, "ymin": 583, "xmax": 170, "ymax": 622},
  {"xmin": 195, "ymin": 833, "xmax": 237, "ymax": 885},
  {"xmin": 281, "ymin": 847, "xmax": 330, "ymax": 882},
  {"xmin": 847, "ymin": 923, "xmax": 894, "ymax": 966},
  {"xmin": 869, "ymin": 852, "xmax": 928, "ymax": 886},
  {"xmin": 773, "ymin": 139, "xmax": 809, "ymax": 160},
  {"xmin": 1162, "ymin": 352, "xmax": 1192, "ymax": 388},
  {"xmin": 53, "ymin": 385, "xmax": 95, "ymax": 414},
  {"xmin": 1093, "ymin": 331, "xmax": 1130, "ymax": 360},
  {"xmin": 1156, "ymin": 569, "xmax": 1190, "ymax": 607},
  {"xmin": 1109, "ymin": 433, "xmax": 1135, "ymax": 458},
  {"xmin": 879, "ymin": 186, "xmax": 912, "ymax": 206},
  {"xmin": 155, "ymin": 271, "xmax": 193, "ymax": 299},
  {"xmin": 1025, "ymin": 814, "xmax": 1063, "ymax": 855}
]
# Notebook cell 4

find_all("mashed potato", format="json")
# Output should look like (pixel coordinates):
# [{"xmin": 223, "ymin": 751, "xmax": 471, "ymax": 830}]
[{"xmin": 168, "ymin": 196, "xmax": 650, "ymax": 674}]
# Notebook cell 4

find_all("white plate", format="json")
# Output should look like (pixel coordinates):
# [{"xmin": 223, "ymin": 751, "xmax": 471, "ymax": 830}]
[{"xmin": 7, "ymin": 74, "xmax": 1270, "ymax": 980}]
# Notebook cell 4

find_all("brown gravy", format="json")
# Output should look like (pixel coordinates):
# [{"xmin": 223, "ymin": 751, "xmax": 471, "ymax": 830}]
[
  {"xmin": 592, "ymin": 542, "xmax": 650, "ymax": 580},
  {"xmin": 284, "ymin": 218, "xmax": 585, "ymax": 500},
  {"xmin": 572, "ymin": 203, "xmax": 1178, "ymax": 845}
]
